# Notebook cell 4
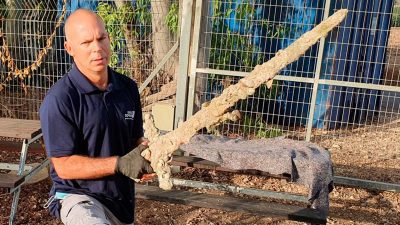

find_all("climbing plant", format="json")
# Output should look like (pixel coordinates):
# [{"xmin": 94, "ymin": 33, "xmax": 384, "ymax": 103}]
[
  {"xmin": 166, "ymin": 2, "xmax": 179, "ymax": 34},
  {"xmin": 0, "ymin": 0, "xmax": 67, "ymax": 92}
]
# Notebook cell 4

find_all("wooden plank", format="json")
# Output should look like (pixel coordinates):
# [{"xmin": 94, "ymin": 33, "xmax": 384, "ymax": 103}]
[
  {"xmin": 135, "ymin": 185, "xmax": 327, "ymax": 224},
  {"xmin": 171, "ymin": 156, "xmax": 291, "ymax": 179},
  {"xmin": 171, "ymin": 155, "xmax": 231, "ymax": 171},
  {"xmin": 0, "ymin": 173, "xmax": 24, "ymax": 189},
  {"xmin": 0, "ymin": 118, "xmax": 41, "ymax": 139}
]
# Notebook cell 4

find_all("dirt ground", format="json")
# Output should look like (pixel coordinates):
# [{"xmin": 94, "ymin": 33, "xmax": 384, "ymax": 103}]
[{"xmin": 0, "ymin": 120, "xmax": 399, "ymax": 225}]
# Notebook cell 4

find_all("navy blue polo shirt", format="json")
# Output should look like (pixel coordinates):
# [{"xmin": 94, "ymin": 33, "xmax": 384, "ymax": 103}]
[{"xmin": 39, "ymin": 64, "xmax": 143, "ymax": 223}]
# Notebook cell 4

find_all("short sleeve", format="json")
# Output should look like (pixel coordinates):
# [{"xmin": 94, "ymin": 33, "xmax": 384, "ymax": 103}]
[{"xmin": 40, "ymin": 94, "xmax": 80, "ymax": 157}]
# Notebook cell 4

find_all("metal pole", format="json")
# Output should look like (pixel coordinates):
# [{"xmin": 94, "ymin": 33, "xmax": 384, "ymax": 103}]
[
  {"xmin": 17, "ymin": 139, "xmax": 28, "ymax": 178},
  {"xmin": 9, "ymin": 158, "xmax": 51, "ymax": 194},
  {"xmin": 334, "ymin": 176, "xmax": 400, "ymax": 192},
  {"xmin": 306, "ymin": 0, "xmax": 332, "ymax": 141},
  {"xmin": 195, "ymin": 68, "xmax": 400, "ymax": 92},
  {"xmin": 9, "ymin": 139, "xmax": 29, "ymax": 225},
  {"xmin": 186, "ymin": 0, "xmax": 204, "ymax": 118},
  {"xmin": 138, "ymin": 42, "xmax": 179, "ymax": 94},
  {"xmin": 171, "ymin": 178, "xmax": 309, "ymax": 203},
  {"xmin": 9, "ymin": 190, "xmax": 20, "ymax": 225},
  {"xmin": 174, "ymin": 0, "xmax": 194, "ymax": 128}
]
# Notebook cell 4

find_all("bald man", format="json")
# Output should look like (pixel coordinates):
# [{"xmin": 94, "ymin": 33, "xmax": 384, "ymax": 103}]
[{"xmin": 40, "ymin": 9, "xmax": 153, "ymax": 225}]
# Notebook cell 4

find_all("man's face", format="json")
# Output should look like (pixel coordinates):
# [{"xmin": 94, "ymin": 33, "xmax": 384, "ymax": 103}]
[{"xmin": 64, "ymin": 17, "xmax": 111, "ymax": 75}]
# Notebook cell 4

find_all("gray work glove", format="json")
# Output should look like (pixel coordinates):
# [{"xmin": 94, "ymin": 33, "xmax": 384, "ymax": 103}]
[{"xmin": 115, "ymin": 144, "xmax": 153, "ymax": 179}]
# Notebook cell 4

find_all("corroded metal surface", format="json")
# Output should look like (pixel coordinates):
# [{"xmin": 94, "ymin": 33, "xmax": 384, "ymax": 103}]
[{"xmin": 144, "ymin": 9, "xmax": 348, "ymax": 191}]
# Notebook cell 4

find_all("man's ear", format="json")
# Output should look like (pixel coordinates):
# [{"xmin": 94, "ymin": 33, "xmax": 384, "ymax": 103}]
[{"xmin": 64, "ymin": 41, "xmax": 74, "ymax": 57}]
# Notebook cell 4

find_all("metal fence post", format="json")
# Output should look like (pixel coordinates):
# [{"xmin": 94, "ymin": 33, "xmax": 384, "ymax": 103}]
[
  {"xmin": 306, "ymin": 0, "xmax": 332, "ymax": 141},
  {"xmin": 174, "ymin": 0, "xmax": 194, "ymax": 128},
  {"xmin": 186, "ymin": 0, "xmax": 204, "ymax": 118}
]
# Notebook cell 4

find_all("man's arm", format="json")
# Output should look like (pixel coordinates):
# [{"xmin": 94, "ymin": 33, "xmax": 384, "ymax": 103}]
[
  {"xmin": 51, "ymin": 155, "xmax": 117, "ymax": 180},
  {"xmin": 51, "ymin": 140, "xmax": 153, "ymax": 180}
]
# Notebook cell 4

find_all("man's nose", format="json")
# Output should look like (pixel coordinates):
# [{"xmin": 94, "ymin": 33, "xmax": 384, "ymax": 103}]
[{"xmin": 92, "ymin": 40, "xmax": 103, "ymax": 52}]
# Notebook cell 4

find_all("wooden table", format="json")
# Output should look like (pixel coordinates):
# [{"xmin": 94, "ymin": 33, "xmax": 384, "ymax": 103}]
[
  {"xmin": 0, "ymin": 118, "xmax": 41, "ymax": 139},
  {"xmin": 0, "ymin": 118, "xmax": 48, "ymax": 225}
]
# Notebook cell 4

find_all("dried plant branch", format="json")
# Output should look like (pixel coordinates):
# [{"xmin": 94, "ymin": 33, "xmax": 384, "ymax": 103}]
[
  {"xmin": 0, "ymin": 0, "xmax": 67, "ymax": 81},
  {"xmin": 143, "ymin": 9, "xmax": 348, "ymax": 190},
  {"xmin": 145, "ymin": 80, "xmax": 177, "ymax": 105}
]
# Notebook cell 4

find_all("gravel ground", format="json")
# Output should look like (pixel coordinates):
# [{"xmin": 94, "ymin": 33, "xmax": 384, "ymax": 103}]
[{"xmin": 1, "ymin": 122, "xmax": 399, "ymax": 225}]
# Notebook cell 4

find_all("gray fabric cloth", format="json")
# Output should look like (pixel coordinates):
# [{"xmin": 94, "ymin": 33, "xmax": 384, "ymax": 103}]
[
  {"xmin": 60, "ymin": 194, "xmax": 134, "ymax": 225},
  {"xmin": 180, "ymin": 135, "xmax": 334, "ymax": 215}
]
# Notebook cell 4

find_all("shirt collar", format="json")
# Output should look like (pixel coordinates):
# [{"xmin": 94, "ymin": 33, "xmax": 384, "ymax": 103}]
[{"xmin": 68, "ymin": 64, "xmax": 122, "ymax": 94}]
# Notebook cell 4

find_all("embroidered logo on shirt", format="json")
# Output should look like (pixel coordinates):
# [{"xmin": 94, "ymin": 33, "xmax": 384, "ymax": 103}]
[{"xmin": 125, "ymin": 111, "xmax": 135, "ymax": 120}]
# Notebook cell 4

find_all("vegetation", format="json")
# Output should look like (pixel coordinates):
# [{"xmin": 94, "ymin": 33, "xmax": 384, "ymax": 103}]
[
  {"xmin": 210, "ymin": 0, "xmax": 288, "ymax": 71},
  {"xmin": 166, "ymin": 2, "xmax": 179, "ymax": 34},
  {"xmin": 210, "ymin": 0, "xmax": 261, "ymax": 71},
  {"xmin": 209, "ymin": 0, "xmax": 287, "ymax": 138},
  {"xmin": 242, "ymin": 114, "xmax": 283, "ymax": 138},
  {"xmin": 209, "ymin": 0, "xmax": 287, "ymax": 97},
  {"xmin": 392, "ymin": 6, "xmax": 400, "ymax": 27},
  {"xmin": 97, "ymin": 0, "xmax": 178, "ymax": 80},
  {"xmin": 97, "ymin": 1, "xmax": 152, "ymax": 75},
  {"xmin": 0, "ymin": 0, "xmax": 7, "ymax": 18}
]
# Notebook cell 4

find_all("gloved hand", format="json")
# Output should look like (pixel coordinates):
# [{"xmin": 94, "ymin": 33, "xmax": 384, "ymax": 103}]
[{"xmin": 115, "ymin": 144, "xmax": 154, "ymax": 179}]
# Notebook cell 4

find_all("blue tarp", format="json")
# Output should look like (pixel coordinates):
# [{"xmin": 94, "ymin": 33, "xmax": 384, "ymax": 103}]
[
  {"xmin": 57, "ymin": 0, "xmax": 98, "ymax": 18},
  {"xmin": 208, "ymin": 0, "xmax": 393, "ymax": 128},
  {"xmin": 276, "ymin": 0, "xmax": 393, "ymax": 128},
  {"xmin": 277, "ymin": 0, "xmax": 323, "ymax": 126},
  {"xmin": 320, "ymin": 0, "xmax": 393, "ymax": 128},
  {"xmin": 208, "ymin": 0, "xmax": 323, "ymax": 126}
]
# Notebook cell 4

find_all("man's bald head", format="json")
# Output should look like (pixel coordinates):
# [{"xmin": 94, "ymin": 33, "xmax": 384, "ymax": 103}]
[
  {"xmin": 63, "ymin": 8, "xmax": 111, "ymax": 79},
  {"xmin": 64, "ymin": 9, "xmax": 106, "ymax": 41}
]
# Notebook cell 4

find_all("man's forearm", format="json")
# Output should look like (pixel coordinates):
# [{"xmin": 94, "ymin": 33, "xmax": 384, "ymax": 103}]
[{"xmin": 51, "ymin": 155, "xmax": 118, "ymax": 180}]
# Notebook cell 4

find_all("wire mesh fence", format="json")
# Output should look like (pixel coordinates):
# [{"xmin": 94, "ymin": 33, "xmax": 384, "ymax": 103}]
[
  {"xmin": 0, "ymin": 0, "xmax": 398, "ymax": 189},
  {"xmin": 185, "ymin": 0, "xmax": 400, "ymax": 144},
  {"xmin": 0, "ymin": 0, "xmax": 179, "ymax": 119}
]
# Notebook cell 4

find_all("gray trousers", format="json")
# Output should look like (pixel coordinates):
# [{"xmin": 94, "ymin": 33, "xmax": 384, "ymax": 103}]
[{"xmin": 60, "ymin": 194, "xmax": 133, "ymax": 225}]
